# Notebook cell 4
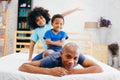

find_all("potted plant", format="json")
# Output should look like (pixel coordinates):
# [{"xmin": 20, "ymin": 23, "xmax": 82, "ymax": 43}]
[
  {"xmin": 108, "ymin": 43, "xmax": 119, "ymax": 67},
  {"xmin": 99, "ymin": 17, "xmax": 112, "ymax": 43},
  {"xmin": 108, "ymin": 43, "xmax": 119, "ymax": 56},
  {"xmin": 100, "ymin": 17, "xmax": 112, "ymax": 27}
]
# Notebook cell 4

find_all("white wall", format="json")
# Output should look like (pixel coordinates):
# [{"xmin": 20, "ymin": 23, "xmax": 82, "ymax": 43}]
[
  {"xmin": 32, "ymin": 0, "xmax": 83, "ymax": 32},
  {"xmin": 32, "ymin": 0, "xmax": 120, "ymax": 44},
  {"xmin": 7, "ymin": 0, "xmax": 120, "ymax": 54}
]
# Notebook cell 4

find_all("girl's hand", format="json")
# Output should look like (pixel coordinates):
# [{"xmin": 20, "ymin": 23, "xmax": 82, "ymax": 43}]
[{"xmin": 75, "ymin": 7, "xmax": 84, "ymax": 11}]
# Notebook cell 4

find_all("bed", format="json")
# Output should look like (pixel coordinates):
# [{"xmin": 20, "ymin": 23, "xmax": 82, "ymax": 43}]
[{"xmin": 0, "ymin": 53, "xmax": 120, "ymax": 80}]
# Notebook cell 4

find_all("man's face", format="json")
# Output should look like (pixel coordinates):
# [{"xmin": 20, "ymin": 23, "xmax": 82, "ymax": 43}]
[{"xmin": 60, "ymin": 49, "xmax": 79, "ymax": 70}]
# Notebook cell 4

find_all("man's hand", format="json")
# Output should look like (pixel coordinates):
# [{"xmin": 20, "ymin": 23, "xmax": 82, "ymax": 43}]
[{"xmin": 49, "ymin": 67, "xmax": 69, "ymax": 77}]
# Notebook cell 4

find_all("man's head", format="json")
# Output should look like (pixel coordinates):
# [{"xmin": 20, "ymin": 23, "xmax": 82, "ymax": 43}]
[{"xmin": 60, "ymin": 42, "xmax": 80, "ymax": 70}]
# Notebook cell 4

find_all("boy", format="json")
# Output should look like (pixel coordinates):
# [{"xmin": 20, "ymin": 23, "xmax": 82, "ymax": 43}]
[{"xmin": 43, "ymin": 14, "xmax": 68, "ymax": 57}]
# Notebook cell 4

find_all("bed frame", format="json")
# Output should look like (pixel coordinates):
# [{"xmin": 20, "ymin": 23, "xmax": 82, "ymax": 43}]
[{"xmin": 14, "ymin": 31, "xmax": 108, "ymax": 63}]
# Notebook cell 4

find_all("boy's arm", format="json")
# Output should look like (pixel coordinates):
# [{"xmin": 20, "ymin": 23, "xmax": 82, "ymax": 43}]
[
  {"xmin": 61, "ymin": 8, "xmax": 81, "ymax": 17},
  {"xmin": 45, "ymin": 38, "xmax": 65, "ymax": 46}
]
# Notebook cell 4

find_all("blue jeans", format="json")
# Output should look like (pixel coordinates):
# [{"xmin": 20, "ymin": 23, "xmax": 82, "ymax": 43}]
[{"xmin": 32, "ymin": 52, "xmax": 44, "ymax": 61}]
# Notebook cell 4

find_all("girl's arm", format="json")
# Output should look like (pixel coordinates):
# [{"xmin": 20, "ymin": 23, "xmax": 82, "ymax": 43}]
[
  {"xmin": 61, "ymin": 8, "xmax": 81, "ymax": 17},
  {"xmin": 28, "ymin": 40, "xmax": 35, "ymax": 60}
]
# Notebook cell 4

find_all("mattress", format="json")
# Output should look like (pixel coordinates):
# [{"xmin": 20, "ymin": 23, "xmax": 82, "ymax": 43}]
[{"xmin": 0, "ymin": 53, "xmax": 120, "ymax": 80}]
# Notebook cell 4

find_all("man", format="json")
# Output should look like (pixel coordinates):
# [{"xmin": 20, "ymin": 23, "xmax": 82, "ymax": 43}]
[{"xmin": 19, "ymin": 42, "xmax": 103, "ymax": 77}]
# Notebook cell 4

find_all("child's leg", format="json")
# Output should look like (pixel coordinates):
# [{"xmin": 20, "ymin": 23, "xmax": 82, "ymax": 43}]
[
  {"xmin": 43, "ymin": 49, "xmax": 55, "ymax": 58},
  {"xmin": 32, "ymin": 52, "xmax": 44, "ymax": 61}
]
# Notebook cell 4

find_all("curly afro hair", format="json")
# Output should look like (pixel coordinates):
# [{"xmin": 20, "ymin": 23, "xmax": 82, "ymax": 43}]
[{"xmin": 27, "ymin": 7, "xmax": 50, "ymax": 29}]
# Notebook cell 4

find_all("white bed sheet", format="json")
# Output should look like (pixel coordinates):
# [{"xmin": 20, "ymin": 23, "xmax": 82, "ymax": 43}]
[{"xmin": 0, "ymin": 53, "xmax": 120, "ymax": 80}]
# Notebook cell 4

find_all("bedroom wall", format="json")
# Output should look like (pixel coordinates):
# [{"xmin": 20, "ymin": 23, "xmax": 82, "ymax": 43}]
[
  {"xmin": 32, "ymin": 0, "xmax": 120, "ymax": 44},
  {"xmin": 7, "ymin": 0, "xmax": 120, "ymax": 65}
]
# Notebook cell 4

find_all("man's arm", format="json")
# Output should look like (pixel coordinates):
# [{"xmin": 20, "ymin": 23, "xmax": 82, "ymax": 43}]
[
  {"xmin": 69, "ymin": 58, "xmax": 103, "ymax": 74},
  {"xmin": 19, "ymin": 61, "xmax": 50, "ymax": 74},
  {"xmin": 19, "ymin": 61, "xmax": 69, "ymax": 76}
]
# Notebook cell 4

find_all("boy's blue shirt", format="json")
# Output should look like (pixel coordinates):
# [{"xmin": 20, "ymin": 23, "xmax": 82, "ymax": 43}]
[{"xmin": 43, "ymin": 29, "xmax": 68, "ymax": 52}]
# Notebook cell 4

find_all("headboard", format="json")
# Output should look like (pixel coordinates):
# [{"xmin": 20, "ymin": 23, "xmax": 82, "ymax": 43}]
[
  {"xmin": 14, "ymin": 31, "xmax": 108, "ymax": 63},
  {"xmin": 66, "ymin": 32, "xmax": 108, "ymax": 64},
  {"xmin": 66, "ymin": 32, "xmax": 93, "ymax": 55}
]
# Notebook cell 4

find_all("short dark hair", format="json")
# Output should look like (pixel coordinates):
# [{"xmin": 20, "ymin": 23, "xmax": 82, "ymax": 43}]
[
  {"xmin": 51, "ymin": 14, "xmax": 64, "ymax": 24},
  {"xmin": 27, "ymin": 7, "xmax": 50, "ymax": 29}
]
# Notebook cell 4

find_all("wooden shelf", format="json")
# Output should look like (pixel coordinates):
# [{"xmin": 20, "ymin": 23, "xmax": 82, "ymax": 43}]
[
  {"xmin": 14, "ymin": 31, "xmax": 32, "ymax": 52},
  {"xmin": 15, "ymin": 0, "xmax": 32, "ymax": 53}
]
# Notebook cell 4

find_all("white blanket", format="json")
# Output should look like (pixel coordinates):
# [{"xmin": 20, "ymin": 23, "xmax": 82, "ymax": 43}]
[{"xmin": 0, "ymin": 53, "xmax": 120, "ymax": 80}]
